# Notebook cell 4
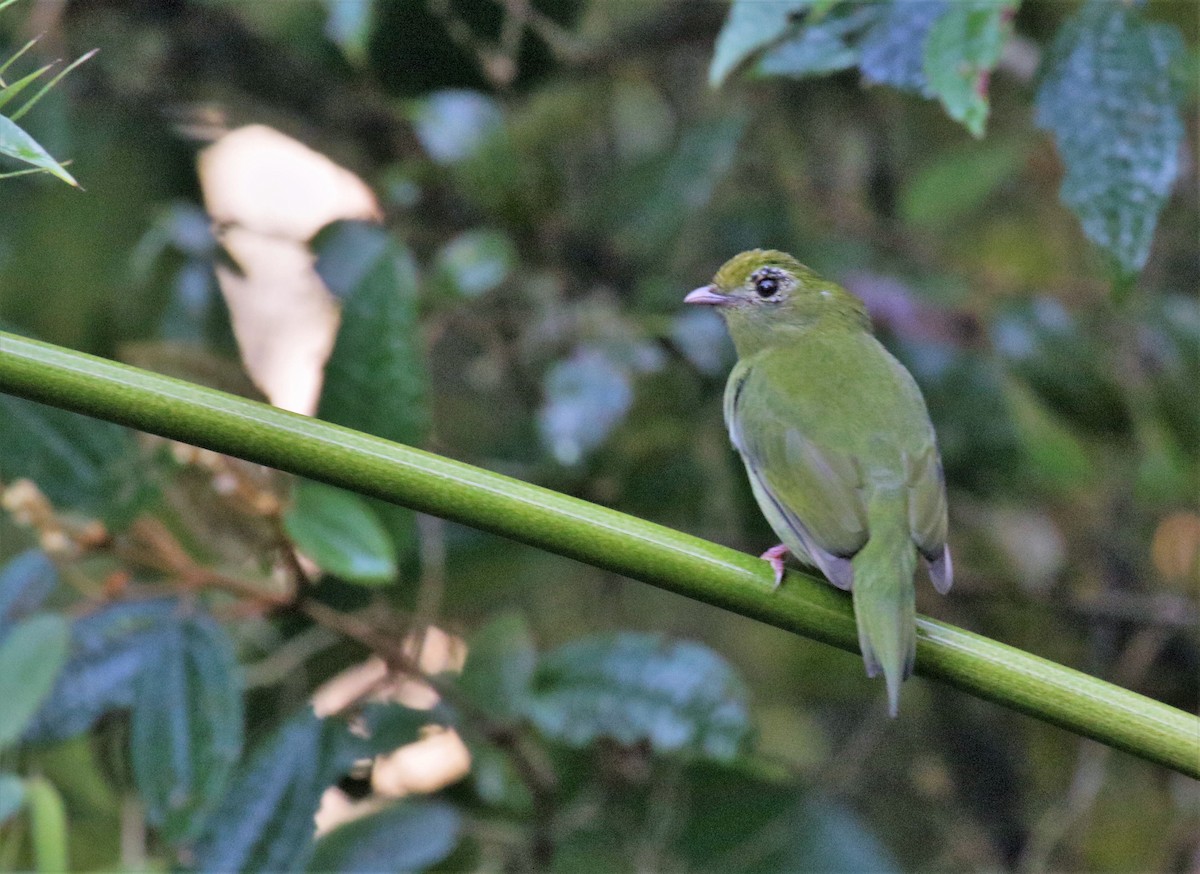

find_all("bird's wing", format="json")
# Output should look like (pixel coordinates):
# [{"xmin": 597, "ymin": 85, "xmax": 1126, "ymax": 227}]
[
  {"xmin": 906, "ymin": 441, "xmax": 952, "ymax": 593},
  {"xmin": 726, "ymin": 359, "xmax": 868, "ymax": 589}
]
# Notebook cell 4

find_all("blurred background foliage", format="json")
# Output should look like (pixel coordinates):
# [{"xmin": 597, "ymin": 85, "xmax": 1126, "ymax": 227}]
[{"xmin": 0, "ymin": 0, "xmax": 1198, "ymax": 871}]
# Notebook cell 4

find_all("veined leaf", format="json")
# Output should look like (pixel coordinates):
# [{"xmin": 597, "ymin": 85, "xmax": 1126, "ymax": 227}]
[
  {"xmin": 131, "ymin": 613, "xmax": 243, "ymax": 844},
  {"xmin": 859, "ymin": 1, "xmax": 948, "ymax": 95},
  {"xmin": 526, "ymin": 633, "xmax": 752, "ymax": 761},
  {"xmin": 1034, "ymin": 0, "xmax": 1186, "ymax": 275},
  {"xmin": 191, "ymin": 708, "xmax": 365, "ymax": 874},
  {"xmin": 22, "ymin": 599, "xmax": 179, "ymax": 743}
]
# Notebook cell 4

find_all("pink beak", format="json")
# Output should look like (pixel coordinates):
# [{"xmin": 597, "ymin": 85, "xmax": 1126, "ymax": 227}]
[{"xmin": 684, "ymin": 285, "xmax": 728, "ymax": 306}]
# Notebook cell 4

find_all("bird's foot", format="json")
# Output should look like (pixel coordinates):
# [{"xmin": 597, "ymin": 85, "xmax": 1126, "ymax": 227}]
[{"xmin": 759, "ymin": 544, "xmax": 789, "ymax": 590}]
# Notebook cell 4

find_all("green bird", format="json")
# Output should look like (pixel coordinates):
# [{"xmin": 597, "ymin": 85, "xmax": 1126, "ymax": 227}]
[{"xmin": 685, "ymin": 250, "xmax": 951, "ymax": 715}]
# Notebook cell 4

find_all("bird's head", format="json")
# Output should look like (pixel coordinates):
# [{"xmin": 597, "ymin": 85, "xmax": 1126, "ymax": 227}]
[{"xmin": 685, "ymin": 249, "xmax": 868, "ymax": 352}]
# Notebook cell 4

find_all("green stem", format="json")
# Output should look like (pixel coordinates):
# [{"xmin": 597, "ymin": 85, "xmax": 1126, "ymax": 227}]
[{"xmin": 1, "ymin": 331, "xmax": 1197, "ymax": 778}]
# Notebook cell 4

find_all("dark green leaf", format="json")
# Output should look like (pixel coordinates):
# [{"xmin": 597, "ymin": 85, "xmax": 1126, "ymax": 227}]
[
  {"xmin": 313, "ymin": 220, "xmax": 428, "ymax": 560},
  {"xmin": 0, "ymin": 773, "xmax": 23, "ymax": 824},
  {"xmin": 360, "ymin": 702, "xmax": 437, "ymax": 753},
  {"xmin": 458, "ymin": 613, "xmax": 536, "ymax": 723},
  {"xmin": 131, "ymin": 613, "xmax": 243, "ymax": 844},
  {"xmin": 0, "ymin": 549, "xmax": 57, "ymax": 634},
  {"xmin": 859, "ymin": 1, "xmax": 947, "ymax": 94},
  {"xmin": 1034, "ymin": 0, "xmax": 1186, "ymax": 274},
  {"xmin": 672, "ymin": 763, "xmax": 898, "ymax": 873},
  {"xmin": 0, "ymin": 613, "xmax": 70, "ymax": 749},
  {"xmin": 283, "ymin": 479, "xmax": 398, "ymax": 586},
  {"xmin": 192, "ymin": 709, "xmax": 363, "ymax": 874},
  {"xmin": 0, "ymin": 114, "xmax": 76, "ymax": 185},
  {"xmin": 0, "ymin": 393, "xmax": 151, "ymax": 527},
  {"xmin": 22, "ymin": 599, "xmax": 179, "ymax": 743},
  {"xmin": 709, "ymin": 1, "xmax": 812, "ymax": 87},
  {"xmin": 526, "ymin": 633, "xmax": 751, "ymax": 761},
  {"xmin": 923, "ymin": 0, "xmax": 1016, "ymax": 137},
  {"xmin": 308, "ymin": 800, "xmax": 462, "ymax": 873}
]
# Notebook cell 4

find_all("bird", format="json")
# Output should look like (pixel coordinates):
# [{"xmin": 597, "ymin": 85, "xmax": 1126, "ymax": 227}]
[{"xmin": 685, "ymin": 249, "xmax": 952, "ymax": 715}]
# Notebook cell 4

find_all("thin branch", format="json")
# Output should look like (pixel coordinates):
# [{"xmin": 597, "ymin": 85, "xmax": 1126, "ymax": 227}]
[{"xmin": 0, "ymin": 331, "xmax": 1197, "ymax": 779}]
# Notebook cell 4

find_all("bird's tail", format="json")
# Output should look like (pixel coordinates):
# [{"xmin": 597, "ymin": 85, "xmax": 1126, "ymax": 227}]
[{"xmin": 851, "ymin": 486, "xmax": 917, "ymax": 717}]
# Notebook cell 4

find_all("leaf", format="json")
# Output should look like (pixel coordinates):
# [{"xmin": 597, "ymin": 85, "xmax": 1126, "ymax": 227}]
[
  {"xmin": 709, "ymin": 1, "xmax": 811, "ymax": 88},
  {"xmin": 360, "ymin": 702, "xmax": 437, "ymax": 753},
  {"xmin": 308, "ymin": 800, "xmax": 462, "ymax": 873},
  {"xmin": 0, "ymin": 549, "xmax": 57, "ymax": 634},
  {"xmin": 755, "ymin": 4, "xmax": 882, "ymax": 79},
  {"xmin": 923, "ymin": 0, "xmax": 1016, "ymax": 137},
  {"xmin": 323, "ymin": 0, "xmax": 373, "ymax": 65},
  {"xmin": 131, "ymin": 613, "xmax": 244, "ymax": 844},
  {"xmin": 672, "ymin": 763, "xmax": 898, "ymax": 873},
  {"xmin": 0, "ymin": 773, "xmax": 23, "ymax": 824},
  {"xmin": 0, "ymin": 392, "xmax": 151, "ymax": 527},
  {"xmin": 526, "ymin": 633, "xmax": 752, "ymax": 761},
  {"xmin": 1034, "ymin": 0, "xmax": 1186, "ymax": 275},
  {"xmin": 458, "ymin": 613, "xmax": 536, "ymax": 723},
  {"xmin": 283, "ymin": 479, "xmax": 398, "ymax": 586},
  {"xmin": 409, "ymin": 90, "xmax": 504, "ymax": 165},
  {"xmin": 191, "ymin": 708, "xmax": 364, "ymax": 874},
  {"xmin": 538, "ymin": 347, "xmax": 634, "ymax": 466},
  {"xmin": 433, "ymin": 229, "xmax": 515, "ymax": 299},
  {"xmin": 0, "ymin": 614, "xmax": 70, "ymax": 750},
  {"xmin": 313, "ymin": 220, "xmax": 429, "ymax": 560},
  {"xmin": 22, "ymin": 599, "xmax": 179, "ymax": 743},
  {"xmin": 859, "ymin": 0, "xmax": 948, "ymax": 95},
  {"xmin": 0, "ymin": 113, "xmax": 77, "ymax": 185},
  {"xmin": 901, "ymin": 140, "xmax": 1026, "ymax": 231}
]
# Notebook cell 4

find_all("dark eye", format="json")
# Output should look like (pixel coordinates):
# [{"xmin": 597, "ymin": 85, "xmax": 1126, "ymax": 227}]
[{"xmin": 754, "ymin": 276, "xmax": 779, "ymax": 298}]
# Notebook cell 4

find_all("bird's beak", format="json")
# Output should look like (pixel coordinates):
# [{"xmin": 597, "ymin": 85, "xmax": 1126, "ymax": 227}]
[{"xmin": 684, "ymin": 285, "xmax": 728, "ymax": 306}]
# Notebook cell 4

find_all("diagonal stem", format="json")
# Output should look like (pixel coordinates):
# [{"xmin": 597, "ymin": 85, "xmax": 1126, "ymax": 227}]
[{"xmin": 1, "ymin": 330, "xmax": 1197, "ymax": 778}]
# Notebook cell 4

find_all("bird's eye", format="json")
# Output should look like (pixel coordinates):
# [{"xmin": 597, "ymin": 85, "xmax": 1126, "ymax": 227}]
[{"xmin": 754, "ymin": 276, "xmax": 779, "ymax": 298}]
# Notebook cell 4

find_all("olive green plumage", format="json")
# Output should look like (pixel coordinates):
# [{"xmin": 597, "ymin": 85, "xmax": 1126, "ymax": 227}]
[{"xmin": 686, "ymin": 250, "xmax": 952, "ymax": 716}]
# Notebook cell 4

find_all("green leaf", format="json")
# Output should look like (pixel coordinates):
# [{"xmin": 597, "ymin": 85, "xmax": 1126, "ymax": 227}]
[
  {"xmin": 755, "ymin": 4, "xmax": 882, "ymax": 79},
  {"xmin": 0, "ymin": 613, "xmax": 70, "ymax": 750},
  {"xmin": 308, "ymin": 800, "xmax": 462, "ymax": 873},
  {"xmin": 323, "ymin": 0, "xmax": 373, "ymax": 65},
  {"xmin": 283, "ymin": 479, "xmax": 398, "ymax": 585},
  {"xmin": 192, "ymin": 709, "xmax": 364, "ymax": 873},
  {"xmin": 923, "ymin": 0, "xmax": 1016, "ymax": 137},
  {"xmin": 859, "ymin": 1, "xmax": 947, "ymax": 94},
  {"xmin": 0, "ymin": 392, "xmax": 151, "ymax": 527},
  {"xmin": 901, "ymin": 140, "xmax": 1026, "ymax": 231},
  {"xmin": 22, "ymin": 776, "xmax": 68, "ymax": 874},
  {"xmin": 22, "ymin": 599, "xmax": 180, "ymax": 743},
  {"xmin": 313, "ymin": 220, "xmax": 429, "ymax": 561},
  {"xmin": 526, "ymin": 633, "xmax": 752, "ymax": 761},
  {"xmin": 360, "ymin": 702, "xmax": 436, "ymax": 752},
  {"xmin": 130, "ymin": 613, "xmax": 244, "ymax": 844},
  {"xmin": 0, "ymin": 113, "xmax": 77, "ymax": 185},
  {"xmin": 1034, "ymin": 0, "xmax": 1186, "ymax": 275},
  {"xmin": 0, "ymin": 773, "xmax": 23, "ymax": 824},
  {"xmin": 0, "ymin": 549, "xmax": 57, "ymax": 634},
  {"xmin": 672, "ymin": 763, "xmax": 898, "ymax": 873},
  {"xmin": 458, "ymin": 613, "xmax": 536, "ymax": 723},
  {"xmin": 709, "ymin": 1, "xmax": 812, "ymax": 87}
]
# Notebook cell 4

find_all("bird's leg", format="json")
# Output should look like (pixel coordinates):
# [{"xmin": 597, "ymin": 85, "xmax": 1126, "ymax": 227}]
[{"xmin": 759, "ymin": 543, "xmax": 789, "ymax": 590}]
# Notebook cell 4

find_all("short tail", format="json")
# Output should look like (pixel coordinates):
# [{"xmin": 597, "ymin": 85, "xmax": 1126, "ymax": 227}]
[{"xmin": 851, "ymin": 490, "xmax": 918, "ymax": 717}]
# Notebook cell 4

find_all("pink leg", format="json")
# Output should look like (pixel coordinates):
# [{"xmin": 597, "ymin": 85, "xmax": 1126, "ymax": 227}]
[{"xmin": 759, "ymin": 543, "xmax": 789, "ymax": 590}]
